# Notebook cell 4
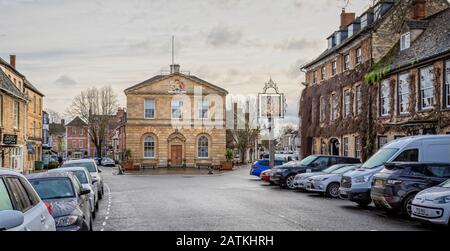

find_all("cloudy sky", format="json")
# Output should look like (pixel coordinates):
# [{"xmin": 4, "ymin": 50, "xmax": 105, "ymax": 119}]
[{"xmin": 0, "ymin": 0, "xmax": 372, "ymax": 126}]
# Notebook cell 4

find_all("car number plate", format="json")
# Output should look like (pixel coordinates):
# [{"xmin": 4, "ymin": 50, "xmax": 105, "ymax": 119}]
[
  {"xmin": 413, "ymin": 207, "xmax": 429, "ymax": 217},
  {"xmin": 340, "ymin": 190, "xmax": 347, "ymax": 195}
]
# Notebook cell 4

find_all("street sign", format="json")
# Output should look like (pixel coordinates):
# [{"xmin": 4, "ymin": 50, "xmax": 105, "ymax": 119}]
[{"xmin": 3, "ymin": 134, "xmax": 18, "ymax": 145}]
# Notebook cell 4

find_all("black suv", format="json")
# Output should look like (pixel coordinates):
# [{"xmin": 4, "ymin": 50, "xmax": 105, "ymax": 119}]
[
  {"xmin": 371, "ymin": 162, "xmax": 450, "ymax": 218},
  {"xmin": 271, "ymin": 155, "xmax": 361, "ymax": 189}
]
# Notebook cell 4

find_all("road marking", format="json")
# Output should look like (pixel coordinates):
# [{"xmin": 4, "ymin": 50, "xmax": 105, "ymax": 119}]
[{"xmin": 98, "ymin": 183, "xmax": 112, "ymax": 231}]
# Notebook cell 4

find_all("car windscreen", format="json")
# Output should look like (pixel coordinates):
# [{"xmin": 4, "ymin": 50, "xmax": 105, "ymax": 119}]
[
  {"xmin": 323, "ymin": 165, "xmax": 345, "ymax": 174},
  {"xmin": 362, "ymin": 148, "xmax": 399, "ymax": 169},
  {"xmin": 63, "ymin": 162, "xmax": 97, "ymax": 172},
  {"xmin": 440, "ymin": 180, "xmax": 450, "ymax": 188},
  {"xmin": 72, "ymin": 170, "xmax": 88, "ymax": 184},
  {"xmin": 283, "ymin": 160, "xmax": 302, "ymax": 167},
  {"xmin": 29, "ymin": 178, "xmax": 75, "ymax": 200},
  {"xmin": 299, "ymin": 156, "xmax": 317, "ymax": 166},
  {"xmin": 332, "ymin": 166, "xmax": 355, "ymax": 174}
]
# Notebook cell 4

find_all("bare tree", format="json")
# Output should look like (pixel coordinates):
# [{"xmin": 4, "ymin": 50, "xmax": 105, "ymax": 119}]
[
  {"xmin": 230, "ymin": 112, "xmax": 260, "ymax": 164},
  {"xmin": 47, "ymin": 109, "xmax": 62, "ymax": 123},
  {"xmin": 67, "ymin": 86, "xmax": 119, "ymax": 158}
]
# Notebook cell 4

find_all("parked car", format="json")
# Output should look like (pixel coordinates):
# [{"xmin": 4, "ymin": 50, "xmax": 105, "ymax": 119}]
[
  {"xmin": 250, "ymin": 159, "xmax": 287, "ymax": 177},
  {"xmin": 50, "ymin": 167, "xmax": 99, "ymax": 219},
  {"xmin": 371, "ymin": 162, "xmax": 450, "ymax": 218},
  {"xmin": 26, "ymin": 172, "xmax": 93, "ymax": 231},
  {"xmin": 271, "ymin": 155, "xmax": 361, "ymax": 189},
  {"xmin": 340, "ymin": 135, "xmax": 450, "ymax": 207},
  {"xmin": 305, "ymin": 164, "xmax": 360, "ymax": 198},
  {"xmin": 294, "ymin": 164, "xmax": 352, "ymax": 190},
  {"xmin": 0, "ymin": 168, "xmax": 55, "ymax": 231},
  {"xmin": 412, "ymin": 179, "xmax": 450, "ymax": 226},
  {"xmin": 93, "ymin": 157, "xmax": 102, "ymax": 166},
  {"xmin": 260, "ymin": 169, "xmax": 273, "ymax": 184},
  {"xmin": 101, "ymin": 157, "xmax": 115, "ymax": 167},
  {"xmin": 63, "ymin": 159, "xmax": 104, "ymax": 199}
]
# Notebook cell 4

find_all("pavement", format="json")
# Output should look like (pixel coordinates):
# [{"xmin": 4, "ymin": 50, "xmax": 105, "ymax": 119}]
[{"xmin": 93, "ymin": 165, "xmax": 444, "ymax": 231}]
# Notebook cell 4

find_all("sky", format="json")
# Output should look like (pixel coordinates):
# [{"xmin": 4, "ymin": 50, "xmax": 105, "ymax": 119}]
[{"xmin": 0, "ymin": 0, "xmax": 373, "ymax": 127}]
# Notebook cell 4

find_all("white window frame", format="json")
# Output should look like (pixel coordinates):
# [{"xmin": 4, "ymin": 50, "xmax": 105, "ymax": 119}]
[
  {"xmin": 197, "ymin": 136, "xmax": 209, "ymax": 159},
  {"xmin": 380, "ymin": 79, "xmax": 390, "ymax": 116},
  {"xmin": 343, "ymin": 89, "xmax": 351, "ymax": 118},
  {"xmin": 331, "ymin": 93, "xmax": 338, "ymax": 121},
  {"xmin": 313, "ymin": 71, "xmax": 317, "ymax": 84},
  {"xmin": 343, "ymin": 137, "xmax": 349, "ymax": 157},
  {"xmin": 144, "ymin": 136, "xmax": 155, "ymax": 159},
  {"xmin": 13, "ymin": 101, "xmax": 19, "ymax": 129},
  {"xmin": 398, "ymin": 73, "xmax": 410, "ymax": 115},
  {"xmin": 445, "ymin": 60, "xmax": 450, "ymax": 108},
  {"xmin": 419, "ymin": 65, "xmax": 435, "ymax": 111},
  {"xmin": 378, "ymin": 136, "xmax": 388, "ymax": 149},
  {"xmin": 355, "ymin": 85, "xmax": 362, "ymax": 115},
  {"xmin": 79, "ymin": 139, "xmax": 83, "ymax": 150},
  {"xmin": 355, "ymin": 136, "xmax": 361, "ymax": 159},
  {"xmin": 321, "ymin": 66, "xmax": 326, "ymax": 81},
  {"xmin": 343, "ymin": 54, "xmax": 350, "ymax": 71},
  {"xmin": 356, "ymin": 47, "xmax": 362, "ymax": 65},
  {"xmin": 332, "ymin": 61, "xmax": 337, "ymax": 76},
  {"xmin": 144, "ymin": 99, "xmax": 155, "ymax": 119},
  {"xmin": 400, "ymin": 32, "xmax": 411, "ymax": 51},
  {"xmin": 171, "ymin": 100, "xmax": 183, "ymax": 120},
  {"xmin": 198, "ymin": 100, "xmax": 209, "ymax": 119}
]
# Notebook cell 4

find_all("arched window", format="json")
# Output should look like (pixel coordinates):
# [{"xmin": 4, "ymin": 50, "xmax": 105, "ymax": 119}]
[
  {"xmin": 198, "ymin": 136, "xmax": 209, "ymax": 158},
  {"xmin": 144, "ymin": 136, "xmax": 155, "ymax": 158}
]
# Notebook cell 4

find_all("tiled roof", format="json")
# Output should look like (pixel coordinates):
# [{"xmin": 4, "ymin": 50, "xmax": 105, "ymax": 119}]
[
  {"xmin": 67, "ymin": 116, "xmax": 87, "ymax": 127},
  {"xmin": 379, "ymin": 8, "xmax": 450, "ymax": 71},
  {"xmin": 0, "ymin": 68, "xmax": 27, "ymax": 101}
]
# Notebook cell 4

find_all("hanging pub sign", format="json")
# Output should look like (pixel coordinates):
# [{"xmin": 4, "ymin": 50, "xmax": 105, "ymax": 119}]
[
  {"xmin": 258, "ymin": 78, "xmax": 286, "ymax": 119},
  {"xmin": 3, "ymin": 134, "xmax": 18, "ymax": 145}
]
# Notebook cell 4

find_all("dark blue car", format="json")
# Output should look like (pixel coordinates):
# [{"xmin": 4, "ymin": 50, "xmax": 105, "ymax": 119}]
[{"xmin": 250, "ymin": 159, "xmax": 287, "ymax": 177}]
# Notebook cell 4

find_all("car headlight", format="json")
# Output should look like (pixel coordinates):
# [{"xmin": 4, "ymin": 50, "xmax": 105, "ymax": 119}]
[
  {"xmin": 433, "ymin": 196, "xmax": 450, "ymax": 204},
  {"xmin": 353, "ymin": 174, "xmax": 373, "ymax": 184},
  {"xmin": 55, "ymin": 215, "xmax": 79, "ymax": 227}
]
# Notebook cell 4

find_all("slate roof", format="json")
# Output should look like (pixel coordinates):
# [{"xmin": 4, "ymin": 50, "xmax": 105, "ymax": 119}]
[
  {"xmin": 0, "ymin": 68, "xmax": 27, "ymax": 101},
  {"xmin": 25, "ymin": 79, "xmax": 45, "ymax": 97},
  {"xmin": 66, "ymin": 116, "xmax": 87, "ymax": 127},
  {"xmin": 124, "ymin": 71, "xmax": 229, "ymax": 95},
  {"xmin": 0, "ymin": 57, "xmax": 24, "ymax": 78},
  {"xmin": 49, "ymin": 122, "xmax": 66, "ymax": 135},
  {"xmin": 379, "ymin": 8, "xmax": 450, "ymax": 71}
]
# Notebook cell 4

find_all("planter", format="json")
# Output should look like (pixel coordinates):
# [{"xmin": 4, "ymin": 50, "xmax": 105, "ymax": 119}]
[
  {"xmin": 122, "ymin": 162, "xmax": 135, "ymax": 170},
  {"xmin": 221, "ymin": 162, "xmax": 234, "ymax": 170}
]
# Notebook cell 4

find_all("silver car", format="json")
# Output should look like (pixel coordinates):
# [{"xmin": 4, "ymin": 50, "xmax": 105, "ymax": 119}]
[
  {"xmin": 0, "ymin": 168, "xmax": 56, "ymax": 231},
  {"xmin": 50, "ymin": 167, "xmax": 99, "ymax": 218},
  {"xmin": 62, "ymin": 159, "xmax": 104, "ymax": 200},
  {"xmin": 294, "ymin": 164, "xmax": 352, "ymax": 190}
]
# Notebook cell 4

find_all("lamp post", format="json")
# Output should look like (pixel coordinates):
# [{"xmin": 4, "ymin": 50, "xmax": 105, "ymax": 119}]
[{"xmin": 258, "ymin": 78, "xmax": 285, "ymax": 169}]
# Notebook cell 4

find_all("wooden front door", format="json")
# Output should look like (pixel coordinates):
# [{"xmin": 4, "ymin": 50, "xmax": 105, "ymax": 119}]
[{"xmin": 171, "ymin": 145, "xmax": 183, "ymax": 166}]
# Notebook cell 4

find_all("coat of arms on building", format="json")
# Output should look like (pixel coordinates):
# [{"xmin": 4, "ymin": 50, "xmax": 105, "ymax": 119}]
[{"xmin": 168, "ymin": 79, "xmax": 187, "ymax": 94}]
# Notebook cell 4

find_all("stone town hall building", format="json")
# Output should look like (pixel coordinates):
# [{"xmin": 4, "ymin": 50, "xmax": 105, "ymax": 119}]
[
  {"xmin": 124, "ymin": 64, "xmax": 228, "ymax": 168},
  {"xmin": 300, "ymin": 0, "xmax": 450, "ymax": 161}
]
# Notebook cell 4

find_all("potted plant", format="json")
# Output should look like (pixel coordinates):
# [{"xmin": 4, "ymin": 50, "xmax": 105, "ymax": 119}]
[
  {"xmin": 122, "ymin": 149, "xmax": 134, "ymax": 170},
  {"xmin": 222, "ymin": 148, "xmax": 234, "ymax": 170}
]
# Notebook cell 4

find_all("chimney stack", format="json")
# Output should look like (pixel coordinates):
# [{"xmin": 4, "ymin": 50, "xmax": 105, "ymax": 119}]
[
  {"xmin": 9, "ymin": 55, "xmax": 16, "ymax": 68},
  {"xmin": 170, "ymin": 64, "xmax": 180, "ymax": 74},
  {"xmin": 61, "ymin": 119, "xmax": 65, "ymax": 126},
  {"xmin": 340, "ymin": 8, "xmax": 356, "ymax": 29},
  {"xmin": 413, "ymin": 0, "xmax": 426, "ymax": 19}
]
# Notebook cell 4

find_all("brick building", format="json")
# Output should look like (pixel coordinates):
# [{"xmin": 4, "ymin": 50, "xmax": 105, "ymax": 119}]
[
  {"xmin": 65, "ymin": 116, "xmax": 93, "ymax": 159},
  {"xmin": 124, "ymin": 64, "xmax": 228, "ymax": 168},
  {"xmin": 300, "ymin": 0, "xmax": 449, "ymax": 161},
  {"xmin": 49, "ymin": 119, "xmax": 66, "ymax": 158}
]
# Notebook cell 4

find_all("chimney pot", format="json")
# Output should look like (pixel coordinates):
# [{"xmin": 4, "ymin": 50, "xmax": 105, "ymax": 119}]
[
  {"xmin": 340, "ymin": 9, "xmax": 356, "ymax": 29},
  {"xmin": 10, "ymin": 55, "xmax": 16, "ymax": 68},
  {"xmin": 413, "ymin": 0, "xmax": 426, "ymax": 19},
  {"xmin": 170, "ymin": 64, "xmax": 181, "ymax": 74}
]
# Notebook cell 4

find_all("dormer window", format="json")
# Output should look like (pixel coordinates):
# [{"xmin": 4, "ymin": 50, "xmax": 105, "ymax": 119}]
[{"xmin": 400, "ymin": 32, "xmax": 411, "ymax": 51}]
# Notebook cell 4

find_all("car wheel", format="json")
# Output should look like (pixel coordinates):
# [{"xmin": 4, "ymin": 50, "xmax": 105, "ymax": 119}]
[
  {"xmin": 89, "ymin": 218, "xmax": 93, "ymax": 232},
  {"xmin": 95, "ymin": 201, "xmax": 99, "ymax": 211},
  {"xmin": 98, "ymin": 190, "xmax": 103, "ymax": 200},
  {"xmin": 269, "ymin": 181, "xmax": 276, "ymax": 186},
  {"xmin": 401, "ymin": 193, "xmax": 416, "ymax": 218},
  {"xmin": 285, "ymin": 175, "xmax": 296, "ymax": 189},
  {"xmin": 92, "ymin": 210, "xmax": 96, "ymax": 220},
  {"xmin": 326, "ymin": 183, "xmax": 340, "ymax": 198}
]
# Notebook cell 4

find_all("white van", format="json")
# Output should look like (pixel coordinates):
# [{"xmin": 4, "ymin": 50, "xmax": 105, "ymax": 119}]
[{"xmin": 339, "ymin": 135, "xmax": 450, "ymax": 207}]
